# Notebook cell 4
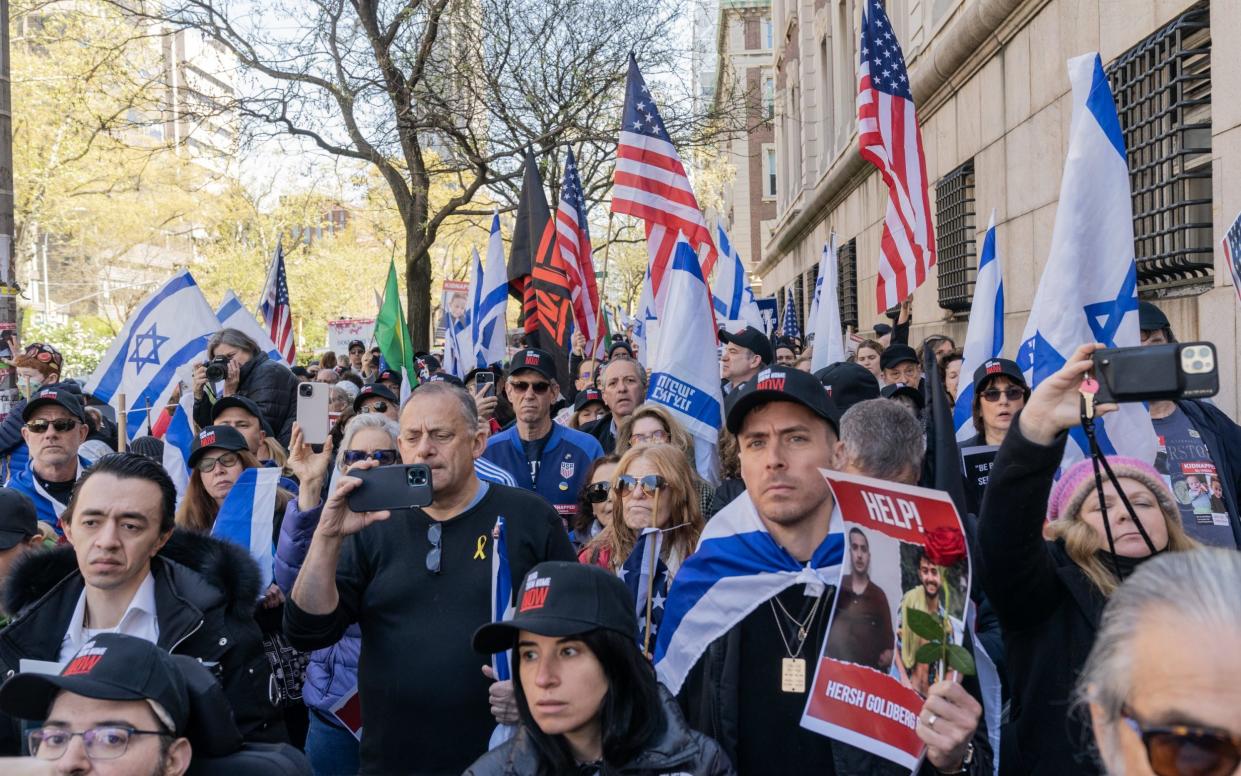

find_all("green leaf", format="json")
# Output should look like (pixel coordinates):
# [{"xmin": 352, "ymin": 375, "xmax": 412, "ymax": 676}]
[
  {"xmin": 914, "ymin": 642, "xmax": 943, "ymax": 665},
  {"xmin": 904, "ymin": 608, "xmax": 945, "ymax": 641},
  {"xmin": 945, "ymin": 644, "xmax": 977, "ymax": 676}
]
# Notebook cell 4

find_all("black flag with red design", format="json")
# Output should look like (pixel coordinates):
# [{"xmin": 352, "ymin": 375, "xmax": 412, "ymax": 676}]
[{"xmin": 508, "ymin": 149, "xmax": 549, "ymax": 304}]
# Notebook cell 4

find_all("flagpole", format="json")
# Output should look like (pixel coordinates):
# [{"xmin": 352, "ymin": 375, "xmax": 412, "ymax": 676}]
[
  {"xmin": 643, "ymin": 488, "xmax": 660, "ymax": 657},
  {"xmin": 594, "ymin": 211, "xmax": 615, "ymax": 355},
  {"xmin": 117, "ymin": 393, "xmax": 127, "ymax": 453}
]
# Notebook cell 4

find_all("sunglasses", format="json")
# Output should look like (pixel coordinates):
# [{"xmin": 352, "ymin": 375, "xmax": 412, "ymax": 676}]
[
  {"xmin": 196, "ymin": 451, "xmax": 241, "ymax": 473},
  {"xmin": 617, "ymin": 474, "xmax": 667, "ymax": 497},
  {"xmin": 585, "ymin": 481, "xmax": 611, "ymax": 503},
  {"xmin": 1122, "ymin": 706, "xmax": 1241, "ymax": 776},
  {"xmin": 25, "ymin": 418, "xmax": 80, "ymax": 434},
  {"xmin": 342, "ymin": 449, "xmax": 399, "ymax": 466},
  {"xmin": 509, "ymin": 380, "xmax": 552, "ymax": 394},
  {"xmin": 360, "ymin": 401, "xmax": 391, "ymax": 415},
  {"xmin": 426, "ymin": 522, "xmax": 442, "ymax": 575},
  {"xmin": 980, "ymin": 387, "xmax": 1025, "ymax": 403},
  {"xmin": 24, "ymin": 343, "xmax": 63, "ymax": 369}
]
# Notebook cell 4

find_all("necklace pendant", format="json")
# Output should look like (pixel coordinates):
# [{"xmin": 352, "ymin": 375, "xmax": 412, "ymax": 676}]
[
  {"xmin": 797, "ymin": 626, "xmax": 808, "ymax": 642},
  {"xmin": 781, "ymin": 657, "xmax": 807, "ymax": 693}
]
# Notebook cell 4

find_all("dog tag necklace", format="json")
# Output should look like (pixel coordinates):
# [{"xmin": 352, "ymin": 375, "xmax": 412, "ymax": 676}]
[{"xmin": 770, "ymin": 593, "xmax": 823, "ymax": 693}]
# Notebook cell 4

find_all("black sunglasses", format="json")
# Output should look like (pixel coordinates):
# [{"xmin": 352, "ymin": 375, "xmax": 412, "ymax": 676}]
[
  {"xmin": 509, "ymin": 380, "xmax": 552, "ymax": 394},
  {"xmin": 426, "ymin": 522, "xmax": 442, "ymax": 575},
  {"xmin": 980, "ymin": 387, "xmax": 1025, "ymax": 403},
  {"xmin": 617, "ymin": 474, "xmax": 667, "ymax": 497},
  {"xmin": 1122, "ymin": 706, "xmax": 1241, "ymax": 776},
  {"xmin": 24, "ymin": 418, "xmax": 80, "ymax": 434},
  {"xmin": 342, "ymin": 449, "xmax": 399, "ymax": 466},
  {"xmin": 585, "ymin": 481, "xmax": 611, "ymax": 503},
  {"xmin": 195, "ymin": 451, "xmax": 241, "ymax": 473},
  {"xmin": 360, "ymin": 401, "xmax": 391, "ymax": 415}
]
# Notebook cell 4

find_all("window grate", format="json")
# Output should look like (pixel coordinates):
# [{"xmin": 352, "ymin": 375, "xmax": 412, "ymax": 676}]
[
  {"xmin": 935, "ymin": 159, "xmax": 976, "ymax": 313},
  {"xmin": 793, "ymin": 273, "xmax": 806, "ymax": 335},
  {"xmin": 1105, "ymin": 3, "xmax": 1212, "ymax": 291},
  {"xmin": 804, "ymin": 263, "xmax": 818, "ymax": 331},
  {"xmin": 838, "ymin": 239, "xmax": 859, "ymax": 330}
]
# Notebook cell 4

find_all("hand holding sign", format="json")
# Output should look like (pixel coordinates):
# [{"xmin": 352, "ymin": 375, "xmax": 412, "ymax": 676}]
[{"xmin": 917, "ymin": 676, "xmax": 982, "ymax": 772}]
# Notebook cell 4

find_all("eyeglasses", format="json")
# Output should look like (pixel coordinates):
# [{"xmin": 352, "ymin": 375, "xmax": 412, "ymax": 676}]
[
  {"xmin": 426, "ymin": 522, "xmax": 442, "ymax": 575},
  {"xmin": 1121, "ymin": 706, "xmax": 1241, "ymax": 776},
  {"xmin": 509, "ymin": 380, "xmax": 552, "ymax": 394},
  {"xmin": 195, "ymin": 451, "xmax": 241, "ymax": 473},
  {"xmin": 617, "ymin": 474, "xmax": 667, "ymax": 498},
  {"xmin": 24, "ymin": 418, "xmax": 80, "ymax": 434},
  {"xmin": 342, "ymin": 449, "xmax": 399, "ymax": 466},
  {"xmin": 29, "ymin": 725, "xmax": 168, "ymax": 761},
  {"xmin": 585, "ymin": 481, "xmax": 612, "ymax": 503},
  {"xmin": 360, "ymin": 401, "xmax": 391, "ymax": 415},
  {"xmin": 980, "ymin": 387, "xmax": 1025, "ymax": 403},
  {"xmin": 630, "ymin": 429, "xmax": 669, "ymax": 446}
]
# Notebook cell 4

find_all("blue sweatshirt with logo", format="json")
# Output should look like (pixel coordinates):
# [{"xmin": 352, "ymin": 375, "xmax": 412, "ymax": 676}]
[{"xmin": 482, "ymin": 422, "xmax": 603, "ymax": 522}]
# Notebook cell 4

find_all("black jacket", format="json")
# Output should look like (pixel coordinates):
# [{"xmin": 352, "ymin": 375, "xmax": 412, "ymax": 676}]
[
  {"xmin": 581, "ymin": 413, "xmax": 617, "ymax": 454},
  {"xmin": 1176, "ymin": 399, "xmax": 1241, "ymax": 546},
  {"xmin": 976, "ymin": 420, "xmax": 1106, "ymax": 775},
  {"xmin": 0, "ymin": 530, "xmax": 285, "ymax": 753},
  {"xmin": 464, "ymin": 689, "xmax": 735, "ymax": 776},
  {"xmin": 194, "ymin": 352, "xmax": 299, "ymax": 445}
]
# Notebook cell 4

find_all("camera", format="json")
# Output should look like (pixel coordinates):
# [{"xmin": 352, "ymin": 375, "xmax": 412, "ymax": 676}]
[
  {"xmin": 408, "ymin": 468, "xmax": 429, "ymax": 487},
  {"xmin": 204, "ymin": 356, "xmax": 232, "ymax": 383},
  {"xmin": 298, "ymin": 383, "xmax": 315, "ymax": 398}
]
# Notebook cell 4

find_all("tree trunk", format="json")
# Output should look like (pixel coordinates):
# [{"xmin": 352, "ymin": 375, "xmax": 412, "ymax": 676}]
[{"xmin": 405, "ymin": 224, "xmax": 433, "ymax": 353}]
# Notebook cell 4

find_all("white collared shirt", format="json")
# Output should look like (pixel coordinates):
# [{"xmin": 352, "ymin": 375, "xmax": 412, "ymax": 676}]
[{"xmin": 59, "ymin": 571, "xmax": 160, "ymax": 662}]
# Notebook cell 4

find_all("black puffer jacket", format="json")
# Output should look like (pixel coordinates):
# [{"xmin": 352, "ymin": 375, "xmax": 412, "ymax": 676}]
[
  {"xmin": 194, "ymin": 352, "xmax": 298, "ymax": 445},
  {"xmin": 464, "ymin": 688, "xmax": 735, "ymax": 776},
  {"xmin": 0, "ymin": 530, "xmax": 286, "ymax": 753}
]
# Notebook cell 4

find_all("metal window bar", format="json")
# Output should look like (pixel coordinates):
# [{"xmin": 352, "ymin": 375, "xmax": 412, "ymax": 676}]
[
  {"xmin": 794, "ymin": 273, "xmax": 806, "ymax": 335},
  {"xmin": 838, "ymin": 239, "xmax": 859, "ymax": 330},
  {"xmin": 935, "ymin": 160, "xmax": 977, "ymax": 312},
  {"xmin": 1105, "ymin": 3, "xmax": 1212, "ymax": 291},
  {"xmin": 805, "ymin": 263, "xmax": 819, "ymax": 331}
]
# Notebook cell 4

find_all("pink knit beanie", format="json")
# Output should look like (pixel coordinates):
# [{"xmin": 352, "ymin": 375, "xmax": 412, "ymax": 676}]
[{"xmin": 1046, "ymin": 456, "xmax": 1178, "ymax": 524}]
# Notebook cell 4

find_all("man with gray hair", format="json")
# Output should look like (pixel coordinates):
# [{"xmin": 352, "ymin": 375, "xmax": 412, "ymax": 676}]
[
  {"xmin": 835, "ymin": 398, "xmax": 926, "ymax": 485},
  {"xmin": 1079, "ymin": 548, "xmax": 1241, "ymax": 776},
  {"xmin": 284, "ymin": 381, "xmax": 576, "ymax": 774},
  {"xmin": 581, "ymin": 356, "xmax": 647, "ymax": 453}
]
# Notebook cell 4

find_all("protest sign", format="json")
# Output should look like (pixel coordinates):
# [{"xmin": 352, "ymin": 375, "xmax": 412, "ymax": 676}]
[
  {"xmin": 326, "ymin": 318, "xmax": 376, "ymax": 356},
  {"xmin": 960, "ymin": 444, "xmax": 999, "ymax": 517},
  {"xmin": 438, "ymin": 279, "xmax": 470, "ymax": 342},
  {"xmin": 801, "ymin": 471, "xmax": 972, "ymax": 770},
  {"xmin": 1224, "ymin": 210, "xmax": 1241, "ymax": 304},
  {"xmin": 754, "ymin": 296, "xmax": 778, "ymax": 335}
]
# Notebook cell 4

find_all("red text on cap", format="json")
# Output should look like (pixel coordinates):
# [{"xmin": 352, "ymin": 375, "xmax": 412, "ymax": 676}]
[
  {"xmin": 524, "ymin": 353, "xmax": 541, "ymax": 367},
  {"xmin": 519, "ymin": 574, "xmax": 551, "ymax": 612},
  {"xmin": 199, "ymin": 430, "xmax": 217, "ymax": 447},
  {"xmin": 985, "ymin": 361, "xmax": 1002, "ymax": 374}
]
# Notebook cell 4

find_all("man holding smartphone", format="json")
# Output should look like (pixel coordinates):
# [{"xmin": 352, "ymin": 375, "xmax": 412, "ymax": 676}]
[{"xmin": 284, "ymin": 381, "xmax": 576, "ymax": 775}]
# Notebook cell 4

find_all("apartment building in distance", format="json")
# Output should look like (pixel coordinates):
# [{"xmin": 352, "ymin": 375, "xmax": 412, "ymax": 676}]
[{"xmin": 762, "ymin": 0, "xmax": 1239, "ymax": 417}]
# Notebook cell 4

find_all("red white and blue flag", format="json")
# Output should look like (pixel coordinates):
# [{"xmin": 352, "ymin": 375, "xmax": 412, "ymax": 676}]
[
  {"xmin": 555, "ymin": 149, "xmax": 604, "ymax": 357},
  {"xmin": 259, "ymin": 242, "xmax": 296, "ymax": 364},
  {"xmin": 857, "ymin": 0, "xmax": 935, "ymax": 312},
  {"xmin": 612, "ymin": 54, "xmax": 718, "ymax": 310}
]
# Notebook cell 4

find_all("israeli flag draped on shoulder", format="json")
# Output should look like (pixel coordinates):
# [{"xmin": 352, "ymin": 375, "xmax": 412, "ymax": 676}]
[
  {"xmin": 645, "ymin": 234, "xmax": 724, "ymax": 485},
  {"xmin": 809, "ymin": 234, "xmax": 847, "ymax": 370},
  {"xmin": 712, "ymin": 225, "xmax": 766, "ymax": 334},
  {"xmin": 955, "ymin": 210, "xmax": 1004, "ymax": 441},
  {"xmin": 473, "ymin": 211, "xmax": 509, "ymax": 368},
  {"xmin": 86, "ymin": 270, "xmax": 222, "ymax": 442},
  {"xmin": 216, "ymin": 290, "xmax": 283, "ymax": 364},
  {"xmin": 210, "ymin": 467, "xmax": 281, "ymax": 595},
  {"xmin": 1016, "ymin": 53, "xmax": 1156, "ymax": 465},
  {"xmin": 654, "ymin": 490, "xmax": 844, "ymax": 694}
]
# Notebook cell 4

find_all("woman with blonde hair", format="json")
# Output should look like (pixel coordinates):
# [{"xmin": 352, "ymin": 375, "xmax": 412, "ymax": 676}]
[{"xmin": 615, "ymin": 404, "xmax": 716, "ymax": 516}]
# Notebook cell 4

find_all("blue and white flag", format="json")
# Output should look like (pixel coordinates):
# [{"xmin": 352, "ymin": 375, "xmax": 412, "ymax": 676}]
[
  {"xmin": 1017, "ymin": 53, "xmax": 1156, "ymax": 465},
  {"xmin": 216, "ymin": 290, "xmax": 284, "ymax": 364},
  {"xmin": 211, "ymin": 467, "xmax": 280, "ymax": 594},
  {"xmin": 487, "ymin": 515, "xmax": 518, "ymax": 749},
  {"xmin": 712, "ymin": 225, "xmax": 766, "ymax": 334},
  {"xmin": 474, "ymin": 211, "xmax": 509, "ymax": 368},
  {"xmin": 86, "ymin": 270, "xmax": 222, "ymax": 441},
  {"xmin": 780, "ymin": 287, "xmax": 800, "ymax": 340},
  {"xmin": 809, "ymin": 234, "xmax": 847, "ymax": 370},
  {"xmin": 162, "ymin": 392, "xmax": 195, "ymax": 501},
  {"xmin": 443, "ymin": 260, "xmax": 476, "ymax": 380},
  {"xmin": 618, "ymin": 527, "xmax": 669, "ymax": 651},
  {"xmin": 654, "ymin": 490, "xmax": 844, "ymax": 693},
  {"xmin": 630, "ymin": 265, "xmax": 657, "ymax": 368},
  {"xmin": 646, "ymin": 234, "xmax": 724, "ymax": 485},
  {"xmin": 955, "ymin": 210, "xmax": 1004, "ymax": 441}
]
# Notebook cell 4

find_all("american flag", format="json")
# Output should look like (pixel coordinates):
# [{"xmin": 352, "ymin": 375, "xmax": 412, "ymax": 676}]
[
  {"xmin": 612, "ymin": 54, "xmax": 718, "ymax": 309},
  {"xmin": 555, "ymin": 149, "xmax": 604, "ymax": 357},
  {"xmin": 857, "ymin": 0, "xmax": 935, "ymax": 313},
  {"xmin": 1224, "ymin": 211, "xmax": 1241, "ymax": 305},
  {"xmin": 780, "ymin": 287, "xmax": 801, "ymax": 340},
  {"xmin": 259, "ymin": 242, "xmax": 295, "ymax": 363}
]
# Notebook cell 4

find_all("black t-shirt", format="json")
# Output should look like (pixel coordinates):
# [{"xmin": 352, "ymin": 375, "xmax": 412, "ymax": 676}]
[
  {"xmin": 736, "ymin": 585, "xmax": 837, "ymax": 776},
  {"xmin": 33, "ymin": 472, "xmax": 76, "ymax": 506}
]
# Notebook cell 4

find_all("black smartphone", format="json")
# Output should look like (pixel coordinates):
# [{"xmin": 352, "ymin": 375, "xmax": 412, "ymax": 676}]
[
  {"xmin": 1091, "ymin": 342, "xmax": 1218, "ymax": 404},
  {"xmin": 346, "ymin": 464, "xmax": 434, "ymax": 513},
  {"xmin": 475, "ymin": 371, "xmax": 495, "ymax": 397}
]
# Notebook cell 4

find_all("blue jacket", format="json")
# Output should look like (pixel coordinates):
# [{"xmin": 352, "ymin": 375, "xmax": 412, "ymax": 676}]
[
  {"xmin": 6, "ymin": 456, "xmax": 90, "ymax": 533},
  {"xmin": 482, "ymin": 422, "xmax": 602, "ymax": 522}
]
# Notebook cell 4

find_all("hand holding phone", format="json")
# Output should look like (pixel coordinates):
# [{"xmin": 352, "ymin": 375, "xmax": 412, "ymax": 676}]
[
  {"xmin": 475, "ymin": 371, "xmax": 495, "ymax": 397},
  {"xmin": 1091, "ymin": 341, "xmax": 1218, "ymax": 404},
  {"xmin": 346, "ymin": 464, "xmax": 434, "ymax": 514},
  {"xmin": 297, "ymin": 383, "xmax": 331, "ymax": 445}
]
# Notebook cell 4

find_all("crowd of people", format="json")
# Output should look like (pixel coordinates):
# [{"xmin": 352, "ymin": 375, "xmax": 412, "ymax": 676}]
[{"xmin": 0, "ymin": 298, "xmax": 1238, "ymax": 776}]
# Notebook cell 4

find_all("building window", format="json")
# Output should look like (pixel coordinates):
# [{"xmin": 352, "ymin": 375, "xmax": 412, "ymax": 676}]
[
  {"xmin": 762, "ymin": 145, "xmax": 777, "ymax": 200},
  {"xmin": 935, "ymin": 159, "xmax": 977, "ymax": 313},
  {"xmin": 1106, "ymin": 3, "xmax": 1212, "ymax": 291},
  {"xmin": 762, "ymin": 19, "xmax": 774, "ymax": 50},
  {"xmin": 762, "ymin": 75, "xmax": 775, "ymax": 120},
  {"xmin": 837, "ymin": 239, "xmax": 859, "ymax": 330},
  {"xmin": 804, "ymin": 264, "xmax": 818, "ymax": 326}
]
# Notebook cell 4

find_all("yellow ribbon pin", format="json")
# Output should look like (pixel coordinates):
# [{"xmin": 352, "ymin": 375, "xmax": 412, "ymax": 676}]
[{"xmin": 474, "ymin": 535, "xmax": 488, "ymax": 560}]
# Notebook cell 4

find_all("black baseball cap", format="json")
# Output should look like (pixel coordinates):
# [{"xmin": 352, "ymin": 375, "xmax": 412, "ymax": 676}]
[
  {"xmin": 353, "ymin": 383, "xmax": 398, "ymax": 412},
  {"xmin": 574, "ymin": 387, "xmax": 605, "ymax": 412},
  {"xmin": 607, "ymin": 340, "xmax": 634, "ymax": 360},
  {"xmin": 972, "ymin": 358, "xmax": 1028, "ymax": 394},
  {"xmin": 507, "ymin": 348, "xmax": 557, "ymax": 382},
  {"xmin": 425, "ymin": 373, "xmax": 464, "ymax": 386},
  {"xmin": 0, "ymin": 633, "xmax": 190, "ymax": 735},
  {"xmin": 0, "ymin": 488, "xmax": 38, "ymax": 550},
  {"xmin": 719, "ymin": 326, "xmax": 774, "ymax": 366},
  {"xmin": 376, "ymin": 368, "xmax": 402, "ymax": 386},
  {"xmin": 210, "ymin": 396, "xmax": 274, "ymax": 437},
  {"xmin": 473, "ymin": 562, "xmax": 637, "ymax": 654},
  {"xmin": 186, "ymin": 425, "xmax": 249, "ymax": 468},
  {"xmin": 348, "ymin": 339, "xmax": 366, "ymax": 351},
  {"xmin": 873, "ymin": 322, "xmax": 893, "ymax": 337},
  {"xmin": 22, "ymin": 387, "xmax": 87, "ymax": 423},
  {"xmin": 1138, "ymin": 301, "xmax": 1171, "ymax": 332},
  {"xmin": 814, "ymin": 362, "xmax": 881, "ymax": 413},
  {"xmin": 725, "ymin": 366, "xmax": 841, "ymax": 435},
  {"xmin": 879, "ymin": 344, "xmax": 918, "ymax": 371},
  {"xmin": 881, "ymin": 382, "xmax": 925, "ymax": 409}
]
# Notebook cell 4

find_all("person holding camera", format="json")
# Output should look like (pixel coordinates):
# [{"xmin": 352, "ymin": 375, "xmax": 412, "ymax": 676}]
[
  {"xmin": 283, "ymin": 381, "xmax": 576, "ymax": 775},
  {"xmin": 193, "ymin": 329, "xmax": 299, "ymax": 447}
]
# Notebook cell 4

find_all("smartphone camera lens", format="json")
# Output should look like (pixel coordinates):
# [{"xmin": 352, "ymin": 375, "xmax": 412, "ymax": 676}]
[
  {"xmin": 409, "ymin": 469, "xmax": 428, "ymax": 486},
  {"xmin": 299, "ymin": 383, "xmax": 313, "ymax": 397}
]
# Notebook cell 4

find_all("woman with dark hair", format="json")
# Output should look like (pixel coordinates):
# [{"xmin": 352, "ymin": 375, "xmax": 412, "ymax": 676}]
[
  {"xmin": 574, "ymin": 454, "xmax": 619, "ymax": 552},
  {"xmin": 192, "ymin": 327, "xmax": 300, "ymax": 444},
  {"xmin": 466, "ymin": 561, "xmax": 734, "ymax": 776},
  {"xmin": 940, "ymin": 349, "xmax": 964, "ymax": 402},
  {"xmin": 963, "ymin": 358, "xmax": 1030, "ymax": 447}
]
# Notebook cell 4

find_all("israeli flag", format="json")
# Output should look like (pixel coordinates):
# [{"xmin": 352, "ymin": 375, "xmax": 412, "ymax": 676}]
[
  {"xmin": 487, "ymin": 516, "xmax": 518, "ymax": 749},
  {"xmin": 1017, "ymin": 53, "xmax": 1156, "ymax": 465},
  {"xmin": 809, "ymin": 234, "xmax": 847, "ymax": 370},
  {"xmin": 654, "ymin": 491, "xmax": 843, "ymax": 693},
  {"xmin": 210, "ymin": 467, "xmax": 281, "ymax": 594},
  {"xmin": 474, "ymin": 212, "xmax": 509, "ymax": 368},
  {"xmin": 630, "ymin": 265, "xmax": 657, "ymax": 368},
  {"xmin": 955, "ymin": 211, "xmax": 1004, "ymax": 441},
  {"xmin": 645, "ymin": 234, "xmax": 724, "ymax": 485},
  {"xmin": 162, "ymin": 392, "xmax": 195, "ymax": 501},
  {"xmin": 443, "ymin": 262, "xmax": 474, "ymax": 380},
  {"xmin": 216, "ymin": 291, "xmax": 283, "ymax": 364},
  {"xmin": 712, "ymin": 225, "xmax": 766, "ymax": 334},
  {"xmin": 86, "ymin": 270, "xmax": 222, "ymax": 442},
  {"xmin": 618, "ymin": 527, "xmax": 670, "ymax": 650}
]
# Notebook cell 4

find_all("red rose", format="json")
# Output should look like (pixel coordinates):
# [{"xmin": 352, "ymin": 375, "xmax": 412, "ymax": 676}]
[{"xmin": 924, "ymin": 527, "xmax": 967, "ymax": 567}]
